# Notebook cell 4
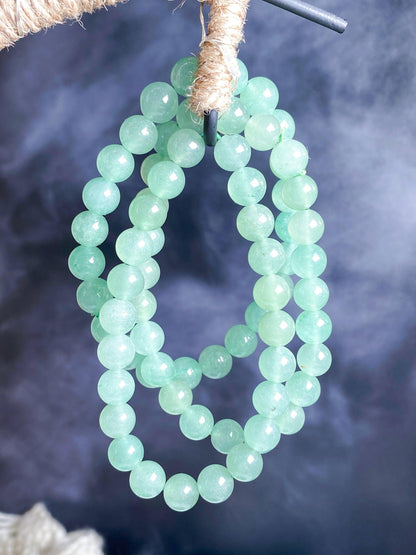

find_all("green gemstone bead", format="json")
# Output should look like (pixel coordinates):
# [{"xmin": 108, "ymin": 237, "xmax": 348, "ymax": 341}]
[
  {"xmin": 135, "ymin": 357, "xmax": 157, "ymax": 389},
  {"xmin": 227, "ymin": 167, "xmax": 266, "ymax": 206},
  {"xmin": 76, "ymin": 278, "xmax": 112, "ymax": 315},
  {"xmin": 273, "ymin": 109, "xmax": 295, "ymax": 140},
  {"xmin": 71, "ymin": 211, "xmax": 108, "ymax": 247},
  {"xmin": 224, "ymin": 324, "xmax": 258, "ymax": 358},
  {"xmin": 197, "ymin": 464, "xmax": 234, "ymax": 504},
  {"xmin": 244, "ymin": 302, "xmax": 266, "ymax": 333},
  {"xmin": 97, "ymin": 369, "xmax": 135, "ymax": 404},
  {"xmin": 99, "ymin": 299, "xmax": 136, "ymax": 335},
  {"xmin": 115, "ymin": 228, "xmax": 153, "ymax": 267},
  {"xmin": 167, "ymin": 129, "xmax": 205, "ymax": 168},
  {"xmin": 130, "ymin": 321, "xmax": 164, "ymax": 355},
  {"xmin": 211, "ymin": 419, "xmax": 244, "ymax": 454},
  {"xmin": 253, "ymin": 274, "xmax": 291, "ymax": 311},
  {"xmin": 244, "ymin": 114, "xmax": 280, "ymax": 151},
  {"xmin": 128, "ymin": 190, "xmax": 168, "ymax": 231},
  {"xmin": 291, "ymin": 245, "xmax": 327, "ymax": 278},
  {"xmin": 274, "ymin": 211, "xmax": 292, "ymax": 242},
  {"xmin": 138, "ymin": 258, "xmax": 160, "ymax": 289},
  {"xmin": 244, "ymin": 415, "xmax": 281, "ymax": 454},
  {"xmin": 271, "ymin": 180, "xmax": 295, "ymax": 213},
  {"xmin": 107, "ymin": 264, "xmax": 144, "ymax": 301},
  {"xmin": 130, "ymin": 290, "xmax": 157, "ymax": 322},
  {"xmin": 97, "ymin": 334, "xmax": 136, "ymax": 370},
  {"xmin": 248, "ymin": 239, "xmax": 285, "ymax": 275},
  {"xmin": 174, "ymin": 357, "xmax": 202, "ymax": 389},
  {"xmin": 148, "ymin": 161, "xmax": 185, "ymax": 200},
  {"xmin": 176, "ymin": 99, "xmax": 203, "ymax": 133},
  {"xmin": 280, "ymin": 242, "xmax": 298, "ymax": 276},
  {"xmin": 154, "ymin": 122, "xmax": 179, "ymax": 156},
  {"xmin": 252, "ymin": 380, "xmax": 289, "ymax": 418},
  {"xmin": 296, "ymin": 310, "xmax": 332, "ymax": 344},
  {"xmin": 285, "ymin": 371, "xmax": 321, "ymax": 407},
  {"xmin": 217, "ymin": 97, "xmax": 250, "ymax": 134},
  {"xmin": 141, "ymin": 352, "xmax": 175, "ymax": 387},
  {"xmin": 82, "ymin": 177, "xmax": 120, "ymax": 216},
  {"xmin": 294, "ymin": 278, "xmax": 329, "ymax": 310},
  {"xmin": 297, "ymin": 343, "xmax": 332, "ymax": 376},
  {"xmin": 91, "ymin": 316, "xmax": 107, "ymax": 342},
  {"xmin": 198, "ymin": 345, "xmax": 232, "ymax": 379},
  {"xmin": 258, "ymin": 346, "xmax": 296, "ymax": 383},
  {"xmin": 140, "ymin": 153, "xmax": 167, "ymax": 184},
  {"xmin": 170, "ymin": 56, "xmax": 198, "ymax": 96},
  {"xmin": 119, "ymin": 115, "xmax": 158, "ymax": 155},
  {"xmin": 270, "ymin": 140, "xmax": 308, "ymax": 179},
  {"xmin": 276, "ymin": 403, "xmax": 305, "ymax": 435},
  {"xmin": 179, "ymin": 404, "xmax": 214, "ymax": 440},
  {"xmin": 108, "ymin": 435, "xmax": 144, "ymax": 472},
  {"xmin": 159, "ymin": 380, "xmax": 193, "ymax": 415},
  {"xmin": 140, "ymin": 82, "xmax": 178, "ymax": 123},
  {"xmin": 288, "ymin": 210, "xmax": 324, "ymax": 245},
  {"xmin": 97, "ymin": 144, "xmax": 134, "ymax": 183},
  {"xmin": 234, "ymin": 59, "xmax": 249, "ymax": 94},
  {"xmin": 258, "ymin": 311, "xmax": 296, "ymax": 347},
  {"xmin": 68, "ymin": 246, "xmax": 105, "ymax": 280},
  {"xmin": 240, "ymin": 77, "xmax": 279, "ymax": 115},
  {"xmin": 147, "ymin": 228, "xmax": 165, "ymax": 256},
  {"xmin": 214, "ymin": 134, "xmax": 251, "ymax": 171},
  {"xmin": 129, "ymin": 460, "xmax": 166, "ymax": 499},
  {"xmin": 236, "ymin": 204, "xmax": 274, "ymax": 242},
  {"xmin": 281, "ymin": 175, "xmax": 318, "ymax": 210},
  {"xmin": 99, "ymin": 403, "xmax": 136, "ymax": 438},
  {"xmin": 226, "ymin": 443, "xmax": 263, "ymax": 482},
  {"xmin": 163, "ymin": 473, "xmax": 199, "ymax": 512}
]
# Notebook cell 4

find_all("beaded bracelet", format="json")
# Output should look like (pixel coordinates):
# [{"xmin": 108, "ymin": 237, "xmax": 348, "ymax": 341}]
[{"xmin": 69, "ymin": 56, "xmax": 332, "ymax": 511}]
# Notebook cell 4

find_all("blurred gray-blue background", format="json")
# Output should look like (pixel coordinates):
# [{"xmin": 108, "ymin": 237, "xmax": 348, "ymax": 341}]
[{"xmin": 1, "ymin": 0, "xmax": 415, "ymax": 553}]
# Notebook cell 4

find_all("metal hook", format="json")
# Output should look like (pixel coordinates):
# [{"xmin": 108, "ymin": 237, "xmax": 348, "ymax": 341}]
[{"xmin": 204, "ymin": 110, "xmax": 218, "ymax": 147}]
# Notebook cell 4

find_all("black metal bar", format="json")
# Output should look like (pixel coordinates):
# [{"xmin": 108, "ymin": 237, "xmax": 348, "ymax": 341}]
[{"xmin": 204, "ymin": 110, "xmax": 218, "ymax": 147}]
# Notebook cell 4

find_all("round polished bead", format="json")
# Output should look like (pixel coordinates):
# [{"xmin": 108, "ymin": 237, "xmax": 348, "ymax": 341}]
[
  {"xmin": 176, "ymin": 99, "xmax": 203, "ymax": 133},
  {"xmin": 147, "ymin": 228, "xmax": 165, "ymax": 256},
  {"xmin": 107, "ymin": 264, "xmax": 144, "ymax": 301},
  {"xmin": 253, "ymin": 274, "xmax": 291, "ymax": 311},
  {"xmin": 138, "ymin": 258, "xmax": 160, "ymax": 289},
  {"xmin": 234, "ymin": 59, "xmax": 249, "ymax": 94},
  {"xmin": 273, "ymin": 109, "xmax": 295, "ymax": 140},
  {"xmin": 288, "ymin": 210, "xmax": 324, "ymax": 245},
  {"xmin": 244, "ymin": 302, "xmax": 266, "ymax": 333},
  {"xmin": 296, "ymin": 310, "xmax": 332, "ymax": 344},
  {"xmin": 135, "ymin": 358, "xmax": 157, "ymax": 389},
  {"xmin": 115, "ymin": 228, "xmax": 153, "ymax": 266},
  {"xmin": 252, "ymin": 381, "xmax": 289, "ymax": 418},
  {"xmin": 97, "ymin": 144, "xmax": 134, "ymax": 183},
  {"xmin": 274, "ymin": 211, "xmax": 292, "ymax": 243},
  {"xmin": 258, "ymin": 346, "xmax": 296, "ymax": 383},
  {"xmin": 276, "ymin": 403, "xmax": 305, "ymax": 435},
  {"xmin": 108, "ymin": 435, "xmax": 144, "ymax": 472},
  {"xmin": 159, "ymin": 380, "xmax": 193, "ymax": 415},
  {"xmin": 281, "ymin": 175, "xmax": 318, "ymax": 210},
  {"xmin": 286, "ymin": 371, "xmax": 321, "ymax": 407},
  {"xmin": 130, "ymin": 460, "xmax": 166, "ymax": 499},
  {"xmin": 170, "ymin": 56, "xmax": 198, "ymax": 96},
  {"xmin": 244, "ymin": 114, "xmax": 280, "ymax": 151},
  {"xmin": 291, "ymin": 244, "xmax": 327, "ymax": 278},
  {"xmin": 130, "ymin": 290, "xmax": 157, "ymax": 322},
  {"xmin": 297, "ymin": 343, "xmax": 332, "ymax": 376},
  {"xmin": 244, "ymin": 415, "xmax": 281, "ymax": 454},
  {"xmin": 167, "ymin": 129, "xmax": 205, "ymax": 168},
  {"xmin": 271, "ymin": 180, "xmax": 295, "ymax": 213},
  {"xmin": 218, "ymin": 97, "xmax": 250, "ymax": 134},
  {"xmin": 197, "ymin": 464, "xmax": 234, "ymax": 504},
  {"xmin": 214, "ymin": 134, "xmax": 251, "ymax": 171},
  {"xmin": 148, "ymin": 161, "xmax": 185, "ymax": 200},
  {"xmin": 97, "ymin": 334, "xmax": 136, "ymax": 370},
  {"xmin": 128, "ymin": 191, "xmax": 168, "ymax": 231},
  {"xmin": 236, "ymin": 204, "xmax": 274, "ymax": 242},
  {"xmin": 270, "ymin": 140, "xmax": 308, "ymax": 179},
  {"xmin": 82, "ymin": 177, "xmax": 120, "ymax": 216},
  {"xmin": 226, "ymin": 443, "xmax": 263, "ymax": 482},
  {"xmin": 119, "ymin": 115, "xmax": 158, "ymax": 155},
  {"xmin": 98, "ymin": 370, "xmax": 135, "ymax": 404},
  {"xmin": 199, "ymin": 345, "xmax": 232, "ymax": 379},
  {"xmin": 240, "ymin": 77, "xmax": 279, "ymax": 115},
  {"xmin": 258, "ymin": 311, "xmax": 295, "ymax": 347},
  {"xmin": 141, "ymin": 352, "xmax": 175, "ymax": 387},
  {"xmin": 211, "ymin": 419, "xmax": 244, "ymax": 454},
  {"xmin": 163, "ymin": 473, "xmax": 199, "ymax": 512},
  {"xmin": 248, "ymin": 239, "xmax": 285, "ymax": 275},
  {"xmin": 76, "ymin": 278, "xmax": 111, "ymax": 315},
  {"xmin": 179, "ymin": 404, "xmax": 214, "ymax": 440},
  {"xmin": 224, "ymin": 324, "xmax": 258, "ymax": 358},
  {"xmin": 227, "ymin": 167, "xmax": 266, "ymax": 206},
  {"xmin": 99, "ymin": 403, "xmax": 136, "ymax": 438},
  {"xmin": 68, "ymin": 246, "xmax": 105, "ymax": 281},
  {"xmin": 140, "ymin": 82, "xmax": 178, "ymax": 124},
  {"xmin": 294, "ymin": 278, "xmax": 329, "ymax": 310},
  {"xmin": 99, "ymin": 299, "xmax": 136, "ymax": 335},
  {"xmin": 91, "ymin": 316, "xmax": 107, "ymax": 343},
  {"xmin": 71, "ymin": 211, "xmax": 108, "ymax": 247},
  {"xmin": 130, "ymin": 321, "xmax": 165, "ymax": 355},
  {"xmin": 154, "ymin": 122, "xmax": 179, "ymax": 156},
  {"xmin": 174, "ymin": 357, "xmax": 202, "ymax": 389}
]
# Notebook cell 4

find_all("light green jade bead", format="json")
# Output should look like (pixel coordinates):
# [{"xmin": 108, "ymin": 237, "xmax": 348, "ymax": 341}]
[
  {"xmin": 129, "ymin": 460, "xmax": 166, "ymax": 499},
  {"xmin": 258, "ymin": 346, "xmax": 296, "ymax": 383},
  {"xmin": 97, "ymin": 144, "xmax": 135, "ymax": 183},
  {"xmin": 275, "ymin": 212, "xmax": 292, "ymax": 243},
  {"xmin": 199, "ymin": 345, "xmax": 232, "ymax": 379},
  {"xmin": 97, "ymin": 370, "xmax": 135, "ymax": 404},
  {"xmin": 163, "ymin": 473, "xmax": 199, "ymax": 512},
  {"xmin": 130, "ymin": 290, "xmax": 157, "ymax": 322},
  {"xmin": 244, "ymin": 414, "xmax": 281, "ymax": 454},
  {"xmin": 227, "ymin": 167, "xmax": 266, "ymax": 206},
  {"xmin": 135, "ymin": 359, "xmax": 157, "ymax": 390},
  {"xmin": 234, "ymin": 59, "xmax": 249, "ymax": 94},
  {"xmin": 248, "ymin": 239, "xmax": 285, "ymax": 275},
  {"xmin": 226, "ymin": 443, "xmax": 263, "ymax": 482},
  {"xmin": 147, "ymin": 228, "xmax": 165, "ymax": 256},
  {"xmin": 128, "ymin": 191, "xmax": 168, "ymax": 231},
  {"xmin": 297, "ymin": 343, "xmax": 332, "ymax": 376},
  {"xmin": 179, "ymin": 404, "xmax": 214, "ymax": 440},
  {"xmin": 158, "ymin": 380, "xmax": 193, "ymax": 415},
  {"xmin": 258, "ymin": 310, "xmax": 296, "ymax": 347},
  {"xmin": 294, "ymin": 278, "xmax": 329, "ymax": 311},
  {"xmin": 141, "ymin": 352, "xmax": 175, "ymax": 387},
  {"xmin": 271, "ymin": 180, "xmax": 295, "ymax": 213},
  {"xmin": 154, "ymin": 122, "xmax": 179, "ymax": 156},
  {"xmin": 99, "ymin": 299, "xmax": 137, "ymax": 335},
  {"xmin": 285, "ymin": 371, "xmax": 321, "ymax": 407},
  {"xmin": 244, "ymin": 302, "xmax": 266, "ymax": 333},
  {"xmin": 108, "ymin": 435, "xmax": 144, "ymax": 472},
  {"xmin": 130, "ymin": 321, "xmax": 165, "ymax": 355},
  {"xmin": 276, "ymin": 403, "xmax": 305, "ymax": 435},
  {"xmin": 138, "ymin": 258, "xmax": 160, "ymax": 290},
  {"xmin": 211, "ymin": 419, "xmax": 245, "ymax": 454},
  {"xmin": 174, "ymin": 357, "xmax": 202, "ymax": 389},
  {"xmin": 252, "ymin": 380, "xmax": 289, "ymax": 418},
  {"xmin": 99, "ymin": 403, "xmax": 136, "ymax": 438},
  {"xmin": 115, "ymin": 228, "xmax": 153, "ymax": 267},
  {"xmin": 291, "ymin": 244, "xmax": 327, "ymax": 278},
  {"xmin": 91, "ymin": 316, "xmax": 107, "ymax": 343},
  {"xmin": 107, "ymin": 264, "xmax": 144, "ymax": 301},
  {"xmin": 97, "ymin": 334, "xmax": 136, "ymax": 370},
  {"xmin": 236, "ymin": 204, "xmax": 274, "ymax": 242},
  {"xmin": 218, "ymin": 97, "xmax": 250, "ymax": 135},
  {"xmin": 270, "ymin": 140, "xmax": 309, "ymax": 180},
  {"xmin": 214, "ymin": 134, "xmax": 251, "ymax": 172},
  {"xmin": 253, "ymin": 274, "xmax": 291, "ymax": 312},
  {"xmin": 273, "ymin": 109, "xmax": 295, "ymax": 140},
  {"xmin": 244, "ymin": 114, "xmax": 281, "ymax": 151},
  {"xmin": 281, "ymin": 175, "xmax": 318, "ymax": 210},
  {"xmin": 140, "ymin": 82, "xmax": 178, "ymax": 124},
  {"xmin": 148, "ymin": 161, "xmax": 185, "ymax": 200},
  {"xmin": 296, "ymin": 310, "xmax": 332, "ymax": 344},
  {"xmin": 197, "ymin": 464, "xmax": 234, "ymax": 504},
  {"xmin": 76, "ymin": 278, "xmax": 112, "ymax": 315},
  {"xmin": 71, "ymin": 211, "xmax": 109, "ymax": 247},
  {"xmin": 224, "ymin": 325, "xmax": 258, "ymax": 358},
  {"xmin": 288, "ymin": 210, "xmax": 324, "ymax": 245},
  {"xmin": 68, "ymin": 246, "xmax": 105, "ymax": 281},
  {"xmin": 176, "ymin": 100, "xmax": 203, "ymax": 134},
  {"xmin": 82, "ymin": 177, "xmax": 120, "ymax": 216},
  {"xmin": 119, "ymin": 115, "xmax": 158, "ymax": 155},
  {"xmin": 240, "ymin": 77, "xmax": 279, "ymax": 115},
  {"xmin": 167, "ymin": 129, "xmax": 205, "ymax": 168},
  {"xmin": 140, "ymin": 153, "xmax": 167, "ymax": 184},
  {"xmin": 170, "ymin": 56, "xmax": 198, "ymax": 96}
]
